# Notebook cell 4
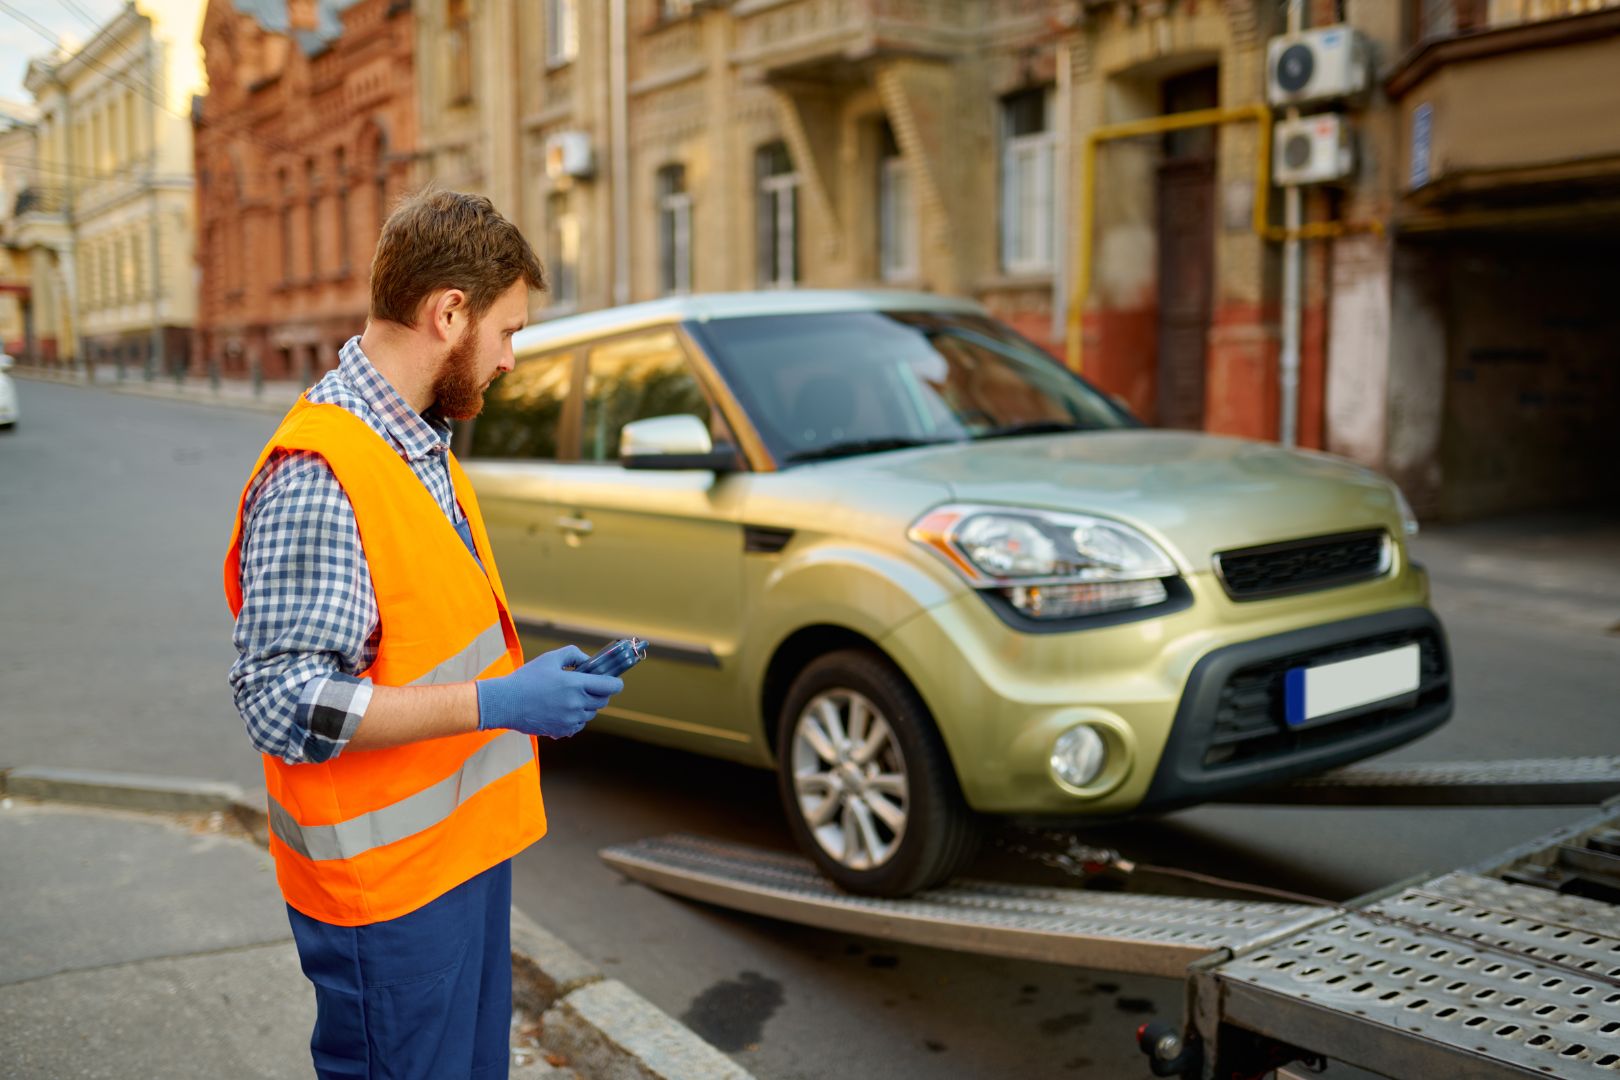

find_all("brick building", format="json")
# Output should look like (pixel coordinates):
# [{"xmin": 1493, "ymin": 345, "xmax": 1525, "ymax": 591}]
[{"xmin": 193, "ymin": 0, "xmax": 416, "ymax": 382}]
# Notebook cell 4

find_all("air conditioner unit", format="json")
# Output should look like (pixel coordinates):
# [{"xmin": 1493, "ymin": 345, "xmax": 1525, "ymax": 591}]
[
  {"xmin": 1273, "ymin": 113, "xmax": 1355, "ymax": 186},
  {"xmin": 544, "ymin": 132, "xmax": 594, "ymax": 180},
  {"xmin": 1267, "ymin": 25, "xmax": 1369, "ymax": 107}
]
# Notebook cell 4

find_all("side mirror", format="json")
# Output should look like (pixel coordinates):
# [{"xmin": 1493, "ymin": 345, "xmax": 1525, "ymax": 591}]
[{"xmin": 620, "ymin": 414, "xmax": 740, "ymax": 472}]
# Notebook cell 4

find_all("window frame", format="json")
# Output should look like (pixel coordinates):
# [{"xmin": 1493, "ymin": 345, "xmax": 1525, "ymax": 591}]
[
  {"xmin": 455, "ymin": 347, "xmax": 582, "ymax": 462},
  {"xmin": 656, "ymin": 163, "xmax": 692, "ymax": 296},
  {"xmin": 755, "ymin": 142, "xmax": 800, "ymax": 289},
  {"xmin": 998, "ymin": 86, "xmax": 1056, "ymax": 276},
  {"xmin": 546, "ymin": 190, "xmax": 579, "ymax": 307},
  {"xmin": 545, "ymin": 0, "xmax": 579, "ymax": 68},
  {"xmin": 878, "ymin": 149, "xmax": 917, "ymax": 283},
  {"xmin": 574, "ymin": 325, "xmax": 735, "ymax": 466}
]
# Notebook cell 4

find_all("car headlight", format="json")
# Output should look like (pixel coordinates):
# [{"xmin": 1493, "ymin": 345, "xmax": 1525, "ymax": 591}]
[
  {"xmin": 1391, "ymin": 484, "xmax": 1419, "ymax": 537},
  {"xmin": 909, "ymin": 504, "xmax": 1179, "ymax": 619}
]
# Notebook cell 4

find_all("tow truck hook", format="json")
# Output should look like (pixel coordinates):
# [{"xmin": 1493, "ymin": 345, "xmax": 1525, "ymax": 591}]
[{"xmin": 1136, "ymin": 1021, "xmax": 1199, "ymax": 1077}]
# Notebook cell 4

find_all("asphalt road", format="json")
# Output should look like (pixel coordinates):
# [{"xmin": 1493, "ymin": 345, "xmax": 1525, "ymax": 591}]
[{"xmin": 4, "ymin": 378, "xmax": 1617, "ymax": 1079}]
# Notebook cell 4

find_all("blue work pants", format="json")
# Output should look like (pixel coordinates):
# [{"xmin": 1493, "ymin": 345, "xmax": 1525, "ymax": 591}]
[{"xmin": 286, "ymin": 859, "xmax": 513, "ymax": 1080}]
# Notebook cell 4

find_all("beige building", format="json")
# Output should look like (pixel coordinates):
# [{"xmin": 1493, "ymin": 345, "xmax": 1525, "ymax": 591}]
[
  {"xmin": 413, "ymin": 0, "xmax": 1619, "ymax": 520},
  {"xmin": 7, "ymin": 0, "xmax": 204, "ymax": 373},
  {"xmin": 0, "ymin": 105, "xmax": 38, "ymax": 356}
]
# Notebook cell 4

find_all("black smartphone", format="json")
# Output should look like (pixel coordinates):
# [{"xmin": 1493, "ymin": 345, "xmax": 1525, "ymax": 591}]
[{"xmin": 576, "ymin": 637, "xmax": 647, "ymax": 678}]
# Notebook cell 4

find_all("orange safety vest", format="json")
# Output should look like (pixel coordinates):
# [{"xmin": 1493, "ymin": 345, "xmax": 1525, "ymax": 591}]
[{"xmin": 224, "ymin": 396, "xmax": 545, "ymax": 926}]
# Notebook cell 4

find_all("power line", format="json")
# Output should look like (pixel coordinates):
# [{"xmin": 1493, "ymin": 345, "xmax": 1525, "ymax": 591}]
[
  {"xmin": 51, "ymin": 0, "xmax": 167, "ymax": 102},
  {"xmin": 0, "ymin": 0, "xmax": 304, "ymax": 161}
]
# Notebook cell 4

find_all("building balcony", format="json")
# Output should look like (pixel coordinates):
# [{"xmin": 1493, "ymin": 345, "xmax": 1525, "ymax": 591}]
[
  {"xmin": 1389, "ymin": 0, "xmax": 1620, "ymax": 208},
  {"xmin": 9, "ymin": 185, "xmax": 71, "ymax": 249},
  {"xmin": 729, "ymin": 0, "xmax": 971, "ymax": 80}
]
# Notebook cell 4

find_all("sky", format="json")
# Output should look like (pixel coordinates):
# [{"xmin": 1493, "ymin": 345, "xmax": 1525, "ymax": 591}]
[{"xmin": 0, "ymin": 0, "xmax": 155, "ymax": 108}]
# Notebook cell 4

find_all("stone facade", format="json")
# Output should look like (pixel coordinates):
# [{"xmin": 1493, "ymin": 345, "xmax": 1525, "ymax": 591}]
[
  {"xmin": 193, "ymin": 0, "xmax": 417, "ymax": 382},
  {"xmin": 417, "ymin": 0, "xmax": 1620, "ymax": 518}
]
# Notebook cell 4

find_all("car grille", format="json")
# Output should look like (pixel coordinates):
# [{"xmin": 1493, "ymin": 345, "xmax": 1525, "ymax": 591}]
[
  {"xmin": 1203, "ymin": 627, "xmax": 1449, "ymax": 768},
  {"xmin": 1214, "ymin": 529, "xmax": 1390, "ymax": 601}
]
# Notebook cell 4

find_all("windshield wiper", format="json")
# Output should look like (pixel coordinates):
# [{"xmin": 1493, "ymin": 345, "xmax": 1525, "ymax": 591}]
[
  {"xmin": 784, "ymin": 436, "xmax": 960, "ymax": 464},
  {"xmin": 973, "ymin": 420, "xmax": 1088, "ymax": 441}
]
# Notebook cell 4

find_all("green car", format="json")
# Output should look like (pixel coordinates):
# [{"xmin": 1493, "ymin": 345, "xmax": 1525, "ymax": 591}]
[{"xmin": 458, "ymin": 291, "xmax": 1452, "ymax": 896}]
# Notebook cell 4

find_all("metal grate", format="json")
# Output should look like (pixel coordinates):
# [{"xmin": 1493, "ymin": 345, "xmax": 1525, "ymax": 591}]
[
  {"xmin": 1223, "ymin": 755, "xmax": 1620, "ymax": 807},
  {"xmin": 601, "ymin": 833, "xmax": 1324, "ymax": 979},
  {"xmin": 1216, "ymin": 876, "xmax": 1620, "ymax": 1076},
  {"xmin": 1204, "ymin": 627, "xmax": 1449, "ymax": 767},
  {"xmin": 1214, "ymin": 529, "xmax": 1390, "ymax": 601}
]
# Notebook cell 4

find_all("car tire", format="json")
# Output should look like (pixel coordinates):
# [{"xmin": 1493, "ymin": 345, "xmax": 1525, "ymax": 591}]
[{"xmin": 775, "ymin": 649, "xmax": 981, "ymax": 897}]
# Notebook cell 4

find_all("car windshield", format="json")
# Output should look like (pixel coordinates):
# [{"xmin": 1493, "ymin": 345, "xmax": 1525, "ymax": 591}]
[{"xmin": 688, "ymin": 310, "xmax": 1136, "ymax": 464}]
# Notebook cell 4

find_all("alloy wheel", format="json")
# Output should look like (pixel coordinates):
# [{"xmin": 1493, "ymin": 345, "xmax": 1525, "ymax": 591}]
[{"xmin": 790, "ymin": 689, "xmax": 910, "ymax": 871}]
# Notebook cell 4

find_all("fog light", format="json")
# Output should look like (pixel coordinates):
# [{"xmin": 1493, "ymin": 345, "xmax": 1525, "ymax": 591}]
[{"xmin": 1050, "ymin": 725, "xmax": 1107, "ymax": 789}]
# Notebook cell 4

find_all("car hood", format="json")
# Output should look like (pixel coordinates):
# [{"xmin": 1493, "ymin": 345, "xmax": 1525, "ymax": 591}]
[{"xmin": 859, "ymin": 430, "xmax": 1402, "ymax": 571}]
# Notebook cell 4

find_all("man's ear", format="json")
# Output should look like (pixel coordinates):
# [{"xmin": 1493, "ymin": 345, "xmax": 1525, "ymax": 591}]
[{"xmin": 424, "ymin": 288, "xmax": 469, "ymax": 343}]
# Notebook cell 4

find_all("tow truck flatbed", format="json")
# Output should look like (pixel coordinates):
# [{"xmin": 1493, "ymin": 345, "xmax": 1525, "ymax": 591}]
[{"xmin": 603, "ymin": 759, "xmax": 1620, "ymax": 1078}]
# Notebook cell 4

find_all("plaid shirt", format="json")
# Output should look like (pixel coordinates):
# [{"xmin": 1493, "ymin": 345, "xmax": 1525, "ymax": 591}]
[{"xmin": 229, "ymin": 336, "xmax": 465, "ymax": 765}]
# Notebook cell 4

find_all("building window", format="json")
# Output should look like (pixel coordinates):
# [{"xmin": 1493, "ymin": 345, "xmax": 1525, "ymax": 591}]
[
  {"xmin": 877, "ymin": 123, "xmax": 916, "ymax": 283},
  {"xmin": 547, "ymin": 191, "xmax": 578, "ymax": 305},
  {"xmin": 280, "ymin": 169, "xmax": 294, "ymax": 284},
  {"xmin": 755, "ymin": 141, "xmax": 798, "ymax": 289},
  {"xmin": 999, "ymin": 87, "xmax": 1055, "ymax": 275},
  {"xmin": 306, "ymin": 158, "xmax": 320, "ymax": 280},
  {"xmin": 545, "ymin": 0, "xmax": 578, "ymax": 67},
  {"xmin": 447, "ymin": 0, "xmax": 473, "ymax": 103},
  {"xmin": 656, "ymin": 164, "xmax": 691, "ymax": 296},
  {"xmin": 334, "ymin": 148, "xmax": 350, "ymax": 273}
]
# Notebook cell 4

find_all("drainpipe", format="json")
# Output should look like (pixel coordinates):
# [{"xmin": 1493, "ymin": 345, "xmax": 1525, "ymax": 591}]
[
  {"xmin": 1051, "ymin": 38, "xmax": 1073, "ymax": 347},
  {"xmin": 609, "ymin": 0, "xmax": 630, "ymax": 306},
  {"xmin": 1279, "ymin": 0, "xmax": 1305, "ymax": 446}
]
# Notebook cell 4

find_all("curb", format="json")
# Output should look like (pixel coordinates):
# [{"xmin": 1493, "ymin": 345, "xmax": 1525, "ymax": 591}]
[
  {"xmin": 1, "ymin": 765, "xmax": 755, "ymax": 1080},
  {"xmin": 11, "ymin": 366, "xmax": 300, "ymax": 416}
]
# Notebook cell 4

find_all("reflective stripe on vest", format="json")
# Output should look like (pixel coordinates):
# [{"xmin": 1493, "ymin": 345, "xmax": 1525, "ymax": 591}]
[
  {"xmin": 409, "ymin": 620, "xmax": 508, "ymax": 687},
  {"xmin": 267, "ymin": 729, "xmax": 534, "ymax": 862}
]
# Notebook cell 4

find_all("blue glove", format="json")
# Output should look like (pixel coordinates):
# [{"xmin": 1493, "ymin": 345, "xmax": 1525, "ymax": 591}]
[{"xmin": 476, "ymin": 645, "xmax": 624, "ymax": 740}]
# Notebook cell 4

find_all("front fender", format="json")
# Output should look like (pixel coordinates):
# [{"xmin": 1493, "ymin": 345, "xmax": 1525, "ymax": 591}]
[{"xmin": 738, "ymin": 539, "xmax": 965, "ymax": 739}]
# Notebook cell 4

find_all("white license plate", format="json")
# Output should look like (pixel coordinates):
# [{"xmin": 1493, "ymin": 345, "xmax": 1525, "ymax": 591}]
[{"xmin": 1284, "ymin": 644, "xmax": 1421, "ymax": 727}]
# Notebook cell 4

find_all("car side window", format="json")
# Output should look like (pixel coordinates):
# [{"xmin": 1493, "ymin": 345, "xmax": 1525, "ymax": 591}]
[
  {"xmin": 579, "ymin": 330, "xmax": 728, "ymax": 463},
  {"xmin": 463, "ymin": 349, "xmax": 574, "ymax": 460}
]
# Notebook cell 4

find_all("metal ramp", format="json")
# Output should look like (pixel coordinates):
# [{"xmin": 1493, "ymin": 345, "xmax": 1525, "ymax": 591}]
[
  {"xmin": 603, "ymin": 800, "xmax": 1620, "ymax": 1077},
  {"xmin": 1219, "ymin": 755, "xmax": 1620, "ymax": 806},
  {"xmin": 601, "ymin": 833, "xmax": 1325, "ymax": 979}
]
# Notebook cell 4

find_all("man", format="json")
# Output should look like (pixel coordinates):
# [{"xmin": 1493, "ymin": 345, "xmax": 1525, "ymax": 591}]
[{"xmin": 225, "ymin": 189, "xmax": 622, "ymax": 1079}]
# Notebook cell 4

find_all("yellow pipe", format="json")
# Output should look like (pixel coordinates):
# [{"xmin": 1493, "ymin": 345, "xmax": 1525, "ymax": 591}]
[{"xmin": 1065, "ymin": 102, "xmax": 1383, "ymax": 373}]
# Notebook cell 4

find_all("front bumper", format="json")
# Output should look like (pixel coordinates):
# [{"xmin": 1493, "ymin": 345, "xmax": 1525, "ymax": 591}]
[{"xmin": 877, "ymin": 563, "xmax": 1450, "ymax": 817}]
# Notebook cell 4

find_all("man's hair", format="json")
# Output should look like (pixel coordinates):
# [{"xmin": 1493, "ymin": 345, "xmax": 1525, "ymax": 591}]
[{"xmin": 369, "ymin": 188, "xmax": 546, "ymax": 326}]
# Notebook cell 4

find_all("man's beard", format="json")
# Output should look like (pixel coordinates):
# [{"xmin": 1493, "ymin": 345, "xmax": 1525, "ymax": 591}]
[{"xmin": 431, "ymin": 328, "xmax": 488, "ymax": 421}]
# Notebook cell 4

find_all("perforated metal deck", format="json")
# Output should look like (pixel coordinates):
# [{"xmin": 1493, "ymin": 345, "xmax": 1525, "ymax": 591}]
[
  {"xmin": 1204, "ymin": 803, "xmax": 1620, "ymax": 1078},
  {"xmin": 600, "ymin": 834, "xmax": 1324, "ymax": 978},
  {"xmin": 1222, "ymin": 755, "xmax": 1620, "ymax": 806}
]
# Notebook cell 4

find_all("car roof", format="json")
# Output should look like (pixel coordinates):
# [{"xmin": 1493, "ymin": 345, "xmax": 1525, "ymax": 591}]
[{"xmin": 512, "ymin": 289, "xmax": 989, "ymax": 354}]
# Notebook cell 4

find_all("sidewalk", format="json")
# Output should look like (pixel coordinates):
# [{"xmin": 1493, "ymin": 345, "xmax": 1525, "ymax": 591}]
[
  {"xmin": 0, "ymin": 769, "xmax": 754, "ymax": 1080},
  {"xmin": 13, "ymin": 362, "xmax": 306, "ymax": 416}
]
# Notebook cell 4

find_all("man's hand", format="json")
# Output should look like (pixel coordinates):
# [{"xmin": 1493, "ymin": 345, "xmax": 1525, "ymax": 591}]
[{"xmin": 476, "ymin": 646, "xmax": 624, "ymax": 740}]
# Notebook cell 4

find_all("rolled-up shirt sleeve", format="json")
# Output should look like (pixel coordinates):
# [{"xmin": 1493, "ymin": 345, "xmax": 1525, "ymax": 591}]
[{"xmin": 229, "ymin": 450, "xmax": 379, "ymax": 765}]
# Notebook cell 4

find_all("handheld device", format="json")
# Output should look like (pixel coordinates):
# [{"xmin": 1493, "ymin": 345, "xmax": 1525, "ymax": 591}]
[{"xmin": 575, "ymin": 637, "xmax": 647, "ymax": 678}]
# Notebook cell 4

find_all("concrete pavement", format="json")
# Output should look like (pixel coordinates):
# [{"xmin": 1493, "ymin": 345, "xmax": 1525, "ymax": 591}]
[{"xmin": 0, "ymin": 771, "xmax": 753, "ymax": 1080}]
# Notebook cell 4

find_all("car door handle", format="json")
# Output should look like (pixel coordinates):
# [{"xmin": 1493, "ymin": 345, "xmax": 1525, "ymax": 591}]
[{"xmin": 557, "ymin": 514, "xmax": 594, "ymax": 536}]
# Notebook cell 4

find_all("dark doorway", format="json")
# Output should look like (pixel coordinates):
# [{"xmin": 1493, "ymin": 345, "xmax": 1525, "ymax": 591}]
[{"xmin": 1155, "ymin": 67, "xmax": 1219, "ymax": 430}]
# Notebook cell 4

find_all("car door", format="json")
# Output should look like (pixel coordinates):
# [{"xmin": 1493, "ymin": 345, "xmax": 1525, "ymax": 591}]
[
  {"xmin": 454, "ymin": 346, "xmax": 579, "ymax": 643},
  {"xmin": 539, "ymin": 327, "xmax": 752, "ymax": 755}
]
